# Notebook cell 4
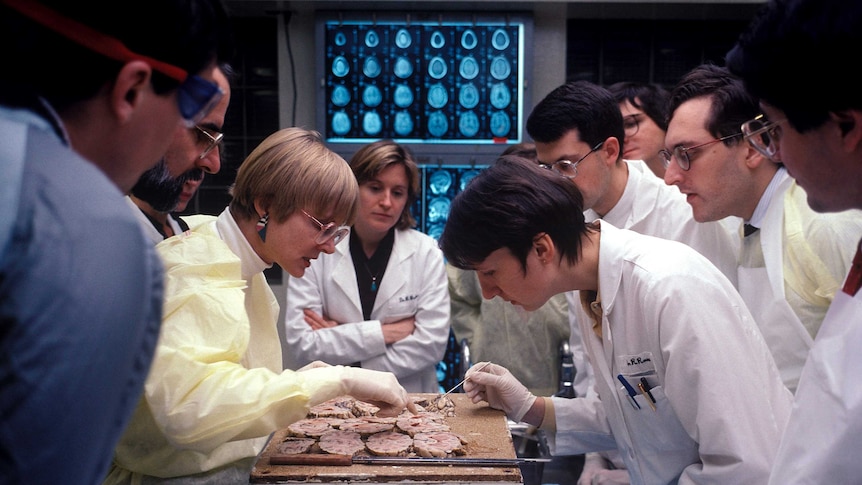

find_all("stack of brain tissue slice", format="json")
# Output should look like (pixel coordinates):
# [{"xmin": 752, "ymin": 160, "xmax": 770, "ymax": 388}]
[{"xmin": 276, "ymin": 395, "xmax": 467, "ymax": 459}]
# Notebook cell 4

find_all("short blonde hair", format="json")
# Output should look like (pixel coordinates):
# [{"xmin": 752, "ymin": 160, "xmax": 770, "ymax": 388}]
[
  {"xmin": 229, "ymin": 127, "xmax": 358, "ymax": 225},
  {"xmin": 348, "ymin": 140, "xmax": 419, "ymax": 230}
]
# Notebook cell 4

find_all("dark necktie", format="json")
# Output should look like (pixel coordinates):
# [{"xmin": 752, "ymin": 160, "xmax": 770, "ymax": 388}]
[
  {"xmin": 743, "ymin": 224, "xmax": 759, "ymax": 237},
  {"xmin": 842, "ymin": 241, "xmax": 862, "ymax": 296}
]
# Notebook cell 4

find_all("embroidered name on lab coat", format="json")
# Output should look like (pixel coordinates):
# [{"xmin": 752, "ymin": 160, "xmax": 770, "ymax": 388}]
[
  {"xmin": 399, "ymin": 294, "xmax": 419, "ymax": 303},
  {"xmin": 618, "ymin": 352, "xmax": 655, "ymax": 375},
  {"xmin": 625, "ymin": 355, "xmax": 652, "ymax": 366}
]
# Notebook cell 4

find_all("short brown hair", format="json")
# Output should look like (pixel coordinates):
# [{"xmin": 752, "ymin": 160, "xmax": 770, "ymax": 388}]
[
  {"xmin": 229, "ymin": 127, "xmax": 358, "ymax": 226},
  {"xmin": 348, "ymin": 140, "xmax": 420, "ymax": 230}
]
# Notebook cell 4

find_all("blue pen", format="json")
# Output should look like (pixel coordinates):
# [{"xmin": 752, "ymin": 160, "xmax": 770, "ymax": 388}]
[{"xmin": 617, "ymin": 374, "xmax": 641, "ymax": 410}]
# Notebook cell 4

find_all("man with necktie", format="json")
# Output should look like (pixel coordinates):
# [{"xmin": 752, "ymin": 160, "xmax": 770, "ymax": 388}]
[
  {"xmin": 663, "ymin": 63, "xmax": 862, "ymax": 393},
  {"xmin": 727, "ymin": 0, "xmax": 862, "ymax": 482}
]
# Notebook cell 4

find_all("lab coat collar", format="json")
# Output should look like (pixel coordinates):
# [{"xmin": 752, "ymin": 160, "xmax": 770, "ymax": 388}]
[
  {"xmin": 590, "ymin": 160, "xmax": 656, "ymax": 228},
  {"xmin": 748, "ymin": 167, "xmax": 790, "ymax": 228},
  {"xmin": 329, "ymin": 228, "xmax": 412, "ymax": 318},
  {"xmin": 758, "ymin": 174, "xmax": 800, "ymax": 298},
  {"xmin": 215, "ymin": 207, "xmax": 270, "ymax": 280},
  {"xmin": 594, "ymin": 220, "xmax": 625, "ymax": 315},
  {"xmin": 330, "ymin": 231, "xmax": 358, "ymax": 300}
]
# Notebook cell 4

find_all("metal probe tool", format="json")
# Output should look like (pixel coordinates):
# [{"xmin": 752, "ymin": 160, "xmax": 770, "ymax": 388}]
[{"xmin": 441, "ymin": 361, "xmax": 492, "ymax": 397}]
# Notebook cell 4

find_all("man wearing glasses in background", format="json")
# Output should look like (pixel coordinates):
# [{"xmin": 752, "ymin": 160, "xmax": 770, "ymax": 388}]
[
  {"xmin": 527, "ymin": 81, "xmax": 739, "ymax": 289},
  {"xmin": 663, "ymin": 63, "xmax": 862, "ymax": 396},
  {"xmin": 607, "ymin": 81, "xmax": 670, "ymax": 179},
  {"xmin": 128, "ymin": 66, "xmax": 232, "ymax": 243},
  {"xmin": 0, "ymin": 0, "xmax": 234, "ymax": 483},
  {"xmin": 726, "ymin": 0, "xmax": 862, "ymax": 482}
]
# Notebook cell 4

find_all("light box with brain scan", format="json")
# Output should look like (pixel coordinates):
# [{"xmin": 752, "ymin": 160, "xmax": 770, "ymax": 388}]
[{"xmin": 315, "ymin": 12, "xmax": 533, "ymax": 168}]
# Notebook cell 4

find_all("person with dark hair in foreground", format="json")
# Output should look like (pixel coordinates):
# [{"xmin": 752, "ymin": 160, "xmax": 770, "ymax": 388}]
[
  {"xmin": 439, "ymin": 155, "xmax": 792, "ymax": 484},
  {"xmin": 447, "ymin": 143, "xmax": 571, "ymax": 398},
  {"xmin": 0, "ymin": 0, "xmax": 233, "ymax": 482},
  {"xmin": 526, "ymin": 80, "xmax": 742, "ymax": 484}
]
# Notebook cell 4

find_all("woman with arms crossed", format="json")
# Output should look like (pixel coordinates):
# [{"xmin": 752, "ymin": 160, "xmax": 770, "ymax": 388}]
[{"xmin": 285, "ymin": 140, "xmax": 450, "ymax": 393}]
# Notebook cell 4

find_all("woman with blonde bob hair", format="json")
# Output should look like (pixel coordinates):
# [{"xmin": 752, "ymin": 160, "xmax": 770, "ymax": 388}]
[
  {"xmin": 229, "ymin": 127, "xmax": 358, "ymax": 236},
  {"xmin": 285, "ymin": 139, "xmax": 451, "ymax": 394},
  {"xmin": 106, "ymin": 128, "xmax": 415, "ymax": 485}
]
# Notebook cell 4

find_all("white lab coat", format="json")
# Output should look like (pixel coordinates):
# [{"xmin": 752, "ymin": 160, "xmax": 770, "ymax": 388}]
[
  {"xmin": 547, "ymin": 222, "xmax": 792, "ymax": 485},
  {"xmin": 767, "ymin": 254, "xmax": 862, "ymax": 484},
  {"xmin": 589, "ymin": 160, "xmax": 740, "ymax": 285},
  {"xmin": 284, "ymin": 228, "xmax": 450, "ymax": 393},
  {"xmin": 570, "ymin": 160, "xmax": 740, "ymax": 397},
  {"xmin": 737, "ymin": 172, "xmax": 862, "ymax": 392}
]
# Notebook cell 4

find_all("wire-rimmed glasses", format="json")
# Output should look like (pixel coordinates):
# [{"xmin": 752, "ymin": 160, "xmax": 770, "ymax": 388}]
[
  {"xmin": 538, "ymin": 142, "xmax": 604, "ymax": 179},
  {"xmin": 623, "ymin": 114, "xmax": 640, "ymax": 138},
  {"xmin": 194, "ymin": 125, "xmax": 224, "ymax": 160},
  {"xmin": 741, "ymin": 114, "xmax": 785, "ymax": 160},
  {"xmin": 301, "ymin": 210, "xmax": 350, "ymax": 245},
  {"xmin": 659, "ymin": 133, "xmax": 743, "ymax": 171}
]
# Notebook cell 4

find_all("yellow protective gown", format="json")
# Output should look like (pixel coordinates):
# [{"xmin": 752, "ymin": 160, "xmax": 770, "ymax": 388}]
[{"xmin": 105, "ymin": 211, "xmax": 349, "ymax": 484}]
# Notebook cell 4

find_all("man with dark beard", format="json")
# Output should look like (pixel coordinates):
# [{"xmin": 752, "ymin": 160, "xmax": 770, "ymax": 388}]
[{"xmin": 128, "ymin": 66, "xmax": 231, "ymax": 243}]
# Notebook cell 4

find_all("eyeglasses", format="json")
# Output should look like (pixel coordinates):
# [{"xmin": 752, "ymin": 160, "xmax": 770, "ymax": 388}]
[
  {"xmin": 301, "ymin": 210, "xmax": 350, "ymax": 245},
  {"xmin": 5, "ymin": 0, "xmax": 223, "ymax": 128},
  {"xmin": 194, "ymin": 125, "xmax": 224, "ymax": 159},
  {"xmin": 741, "ymin": 114, "xmax": 786, "ymax": 160},
  {"xmin": 659, "ymin": 133, "xmax": 743, "ymax": 171},
  {"xmin": 623, "ymin": 114, "xmax": 640, "ymax": 137},
  {"xmin": 538, "ymin": 142, "xmax": 603, "ymax": 179}
]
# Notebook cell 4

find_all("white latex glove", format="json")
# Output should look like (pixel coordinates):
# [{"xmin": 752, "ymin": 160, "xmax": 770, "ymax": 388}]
[
  {"xmin": 463, "ymin": 362, "xmax": 536, "ymax": 422},
  {"xmin": 296, "ymin": 360, "xmax": 330, "ymax": 372},
  {"xmin": 340, "ymin": 366, "xmax": 418, "ymax": 417},
  {"xmin": 578, "ymin": 452, "xmax": 631, "ymax": 485}
]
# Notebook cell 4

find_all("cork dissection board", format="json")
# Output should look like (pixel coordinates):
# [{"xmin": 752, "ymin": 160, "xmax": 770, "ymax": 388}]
[{"xmin": 250, "ymin": 393, "xmax": 522, "ymax": 484}]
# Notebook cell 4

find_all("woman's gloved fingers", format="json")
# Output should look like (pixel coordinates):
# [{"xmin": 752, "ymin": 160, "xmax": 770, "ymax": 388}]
[{"xmin": 341, "ymin": 367, "xmax": 411, "ymax": 417}]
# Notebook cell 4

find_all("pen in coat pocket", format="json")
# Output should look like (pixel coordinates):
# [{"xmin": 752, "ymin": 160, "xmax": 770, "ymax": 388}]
[
  {"xmin": 639, "ymin": 377, "xmax": 657, "ymax": 402},
  {"xmin": 637, "ymin": 378, "xmax": 657, "ymax": 411},
  {"xmin": 617, "ymin": 374, "xmax": 641, "ymax": 410}
]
